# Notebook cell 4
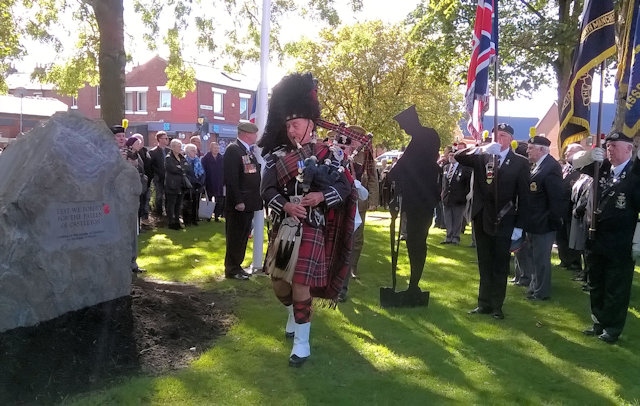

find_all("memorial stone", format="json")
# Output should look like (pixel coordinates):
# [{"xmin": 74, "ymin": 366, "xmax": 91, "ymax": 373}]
[{"xmin": 0, "ymin": 112, "xmax": 141, "ymax": 332}]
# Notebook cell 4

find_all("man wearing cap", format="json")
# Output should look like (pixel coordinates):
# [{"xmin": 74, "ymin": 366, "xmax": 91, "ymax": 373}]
[
  {"xmin": 520, "ymin": 136, "xmax": 564, "ymax": 301},
  {"xmin": 572, "ymin": 131, "xmax": 640, "ymax": 344},
  {"xmin": 441, "ymin": 144, "xmax": 472, "ymax": 245},
  {"xmin": 222, "ymin": 121, "xmax": 263, "ymax": 280},
  {"xmin": 455, "ymin": 123, "xmax": 530, "ymax": 319}
]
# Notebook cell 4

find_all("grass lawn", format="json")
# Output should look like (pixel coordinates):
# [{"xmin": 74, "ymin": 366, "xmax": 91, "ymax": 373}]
[{"xmin": 68, "ymin": 211, "xmax": 640, "ymax": 405}]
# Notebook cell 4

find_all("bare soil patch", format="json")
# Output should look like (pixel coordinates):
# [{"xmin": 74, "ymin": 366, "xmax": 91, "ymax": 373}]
[{"xmin": 0, "ymin": 277, "xmax": 235, "ymax": 405}]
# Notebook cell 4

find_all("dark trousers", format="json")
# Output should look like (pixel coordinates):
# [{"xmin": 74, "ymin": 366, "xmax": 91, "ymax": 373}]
[
  {"xmin": 224, "ymin": 209, "xmax": 254, "ymax": 275},
  {"xmin": 586, "ymin": 250, "xmax": 635, "ymax": 337},
  {"xmin": 405, "ymin": 206, "xmax": 434, "ymax": 288},
  {"xmin": 443, "ymin": 203, "xmax": 465, "ymax": 243},
  {"xmin": 153, "ymin": 178, "xmax": 166, "ymax": 216},
  {"xmin": 527, "ymin": 231, "xmax": 555, "ymax": 298},
  {"xmin": 213, "ymin": 195, "xmax": 225, "ymax": 220},
  {"xmin": 557, "ymin": 218, "xmax": 582, "ymax": 268},
  {"xmin": 473, "ymin": 215, "xmax": 511, "ymax": 312},
  {"xmin": 166, "ymin": 192, "xmax": 183, "ymax": 227},
  {"xmin": 182, "ymin": 188, "xmax": 200, "ymax": 225}
]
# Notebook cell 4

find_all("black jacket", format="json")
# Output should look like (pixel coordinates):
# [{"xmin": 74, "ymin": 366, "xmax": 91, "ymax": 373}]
[
  {"xmin": 223, "ymin": 140, "xmax": 263, "ymax": 212},
  {"xmin": 526, "ymin": 154, "xmax": 565, "ymax": 234},
  {"xmin": 165, "ymin": 152, "xmax": 187, "ymax": 194},
  {"xmin": 456, "ymin": 148, "xmax": 530, "ymax": 237},
  {"xmin": 441, "ymin": 162, "xmax": 472, "ymax": 206}
]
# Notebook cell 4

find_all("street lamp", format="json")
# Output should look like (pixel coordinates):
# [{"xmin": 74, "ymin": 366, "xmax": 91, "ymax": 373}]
[{"xmin": 15, "ymin": 87, "xmax": 26, "ymax": 135}]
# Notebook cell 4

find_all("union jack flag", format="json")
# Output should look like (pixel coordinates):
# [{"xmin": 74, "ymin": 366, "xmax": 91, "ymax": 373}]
[{"xmin": 465, "ymin": 0, "xmax": 498, "ymax": 140}]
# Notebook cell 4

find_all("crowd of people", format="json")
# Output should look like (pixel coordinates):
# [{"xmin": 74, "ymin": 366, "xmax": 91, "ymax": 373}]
[{"xmin": 106, "ymin": 71, "xmax": 637, "ymax": 368}]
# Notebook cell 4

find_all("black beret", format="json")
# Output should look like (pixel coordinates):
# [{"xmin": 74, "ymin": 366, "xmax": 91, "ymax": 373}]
[
  {"xmin": 110, "ymin": 125, "xmax": 125, "ymax": 134},
  {"xmin": 125, "ymin": 137, "xmax": 139, "ymax": 147},
  {"xmin": 605, "ymin": 131, "xmax": 633, "ymax": 143},
  {"xmin": 528, "ymin": 136, "xmax": 551, "ymax": 147},
  {"xmin": 492, "ymin": 123, "xmax": 514, "ymax": 136}
]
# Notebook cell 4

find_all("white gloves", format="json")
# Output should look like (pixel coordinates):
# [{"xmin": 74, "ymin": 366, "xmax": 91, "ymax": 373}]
[
  {"xmin": 572, "ymin": 147, "xmax": 605, "ymax": 168},
  {"xmin": 592, "ymin": 147, "xmax": 605, "ymax": 162},
  {"xmin": 482, "ymin": 142, "xmax": 502, "ymax": 156},
  {"xmin": 511, "ymin": 227, "xmax": 523, "ymax": 241}
]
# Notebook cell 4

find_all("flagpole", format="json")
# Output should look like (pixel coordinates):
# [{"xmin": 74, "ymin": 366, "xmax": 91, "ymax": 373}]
[
  {"xmin": 493, "ymin": 56, "xmax": 499, "ymax": 143},
  {"xmin": 588, "ymin": 61, "xmax": 606, "ymax": 240},
  {"xmin": 251, "ymin": 0, "xmax": 271, "ymax": 272}
]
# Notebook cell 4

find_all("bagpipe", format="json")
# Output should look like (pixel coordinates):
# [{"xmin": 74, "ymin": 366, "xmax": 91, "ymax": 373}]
[{"xmin": 315, "ymin": 119, "xmax": 374, "ymax": 161}]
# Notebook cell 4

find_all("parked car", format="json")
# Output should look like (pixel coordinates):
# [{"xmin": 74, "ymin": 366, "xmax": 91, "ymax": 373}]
[{"xmin": 375, "ymin": 150, "xmax": 403, "ymax": 165}]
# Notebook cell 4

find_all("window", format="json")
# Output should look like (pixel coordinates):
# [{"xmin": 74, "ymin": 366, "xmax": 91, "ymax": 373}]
[
  {"xmin": 71, "ymin": 96, "xmax": 78, "ymax": 109},
  {"xmin": 96, "ymin": 86, "xmax": 100, "ymax": 108},
  {"xmin": 137, "ymin": 92, "xmax": 147, "ymax": 112},
  {"xmin": 213, "ymin": 92, "xmax": 223, "ymax": 115},
  {"xmin": 159, "ymin": 91, "xmax": 171, "ymax": 108},
  {"xmin": 125, "ymin": 92, "xmax": 134, "ymax": 112},
  {"xmin": 212, "ymin": 87, "xmax": 227, "ymax": 116},
  {"xmin": 239, "ymin": 93, "xmax": 251, "ymax": 120}
]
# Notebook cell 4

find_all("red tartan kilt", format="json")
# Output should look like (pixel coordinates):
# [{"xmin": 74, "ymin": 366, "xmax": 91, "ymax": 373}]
[{"xmin": 291, "ymin": 223, "xmax": 327, "ymax": 287}]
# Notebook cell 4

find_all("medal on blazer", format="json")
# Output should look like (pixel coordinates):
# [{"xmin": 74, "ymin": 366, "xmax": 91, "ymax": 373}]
[
  {"xmin": 530, "ymin": 182, "xmax": 537, "ymax": 192},
  {"xmin": 485, "ymin": 159, "xmax": 495, "ymax": 184},
  {"xmin": 616, "ymin": 193, "xmax": 627, "ymax": 209}
]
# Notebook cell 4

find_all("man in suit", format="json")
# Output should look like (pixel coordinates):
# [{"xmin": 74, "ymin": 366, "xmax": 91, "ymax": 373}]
[
  {"xmin": 572, "ymin": 132, "xmax": 640, "ymax": 344},
  {"xmin": 223, "ymin": 121, "xmax": 263, "ymax": 280},
  {"xmin": 149, "ymin": 131, "xmax": 170, "ymax": 217},
  {"xmin": 522, "ymin": 136, "xmax": 565, "ymax": 301},
  {"xmin": 441, "ymin": 145, "xmax": 472, "ymax": 245},
  {"xmin": 455, "ymin": 123, "xmax": 530, "ymax": 319}
]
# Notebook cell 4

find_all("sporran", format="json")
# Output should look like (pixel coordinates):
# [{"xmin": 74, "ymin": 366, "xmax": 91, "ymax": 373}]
[{"xmin": 265, "ymin": 217, "xmax": 302, "ymax": 283}]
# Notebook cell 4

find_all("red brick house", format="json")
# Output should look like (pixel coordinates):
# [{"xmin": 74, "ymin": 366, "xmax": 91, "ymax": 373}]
[{"xmin": 3, "ymin": 56, "xmax": 258, "ymax": 153}]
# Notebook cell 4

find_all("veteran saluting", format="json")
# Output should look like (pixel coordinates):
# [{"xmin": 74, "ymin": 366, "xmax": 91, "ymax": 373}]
[{"xmin": 455, "ymin": 123, "xmax": 530, "ymax": 319}]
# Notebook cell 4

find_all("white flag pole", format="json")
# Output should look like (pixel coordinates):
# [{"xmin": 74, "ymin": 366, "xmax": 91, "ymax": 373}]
[{"xmin": 251, "ymin": 0, "xmax": 271, "ymax": 272}]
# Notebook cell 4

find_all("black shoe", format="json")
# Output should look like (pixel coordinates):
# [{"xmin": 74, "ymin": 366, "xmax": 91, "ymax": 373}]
[
  {"xmin": 337, "ymin": 292, "xmax": 347, "ymax": 303},
  {"xmin": 526, "ymin": 295, "xmax": 550, "ymax": 301},
  {"xmin": 132, "ymin": 267, "xmax": 146, "ymax": 274},
  {"xmin": 285, "ymin": 331, "xmax": 294, "ymax": 339},
  {"xmin": 582, "ymin": 325, "xmax": 603, "ymax": 336},
  {"xmin": 440, "ymin": 241, "xmax": 451, "ymax": 244},
  {"xmin": 225, "ymin": 273, "xmax": 249, "ymax": 280},
  {"xmin": 598, "ymin": 332, "xmax": 618, "ymax": 344},
  {"xmin": 289, "ymin": 354, "xmax": 309, "ymax": 367},
  {"xmin": 492, "ymin": 310, "xmax": 505, "ymax": 320},
  {"xmin": 468, "ymin": 306, "xmax": 492, "ymax": 315}
]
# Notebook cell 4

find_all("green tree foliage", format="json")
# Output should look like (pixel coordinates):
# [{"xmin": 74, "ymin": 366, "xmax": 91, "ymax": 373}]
[
  {"xmin": 6, "ymin": 0, "xmax": 363, "ymax": 125},
  {"xmin": 0, "ymin": 0, "xmax": 24, "ymax": 93},
  {"xmin": 285, "ymin": 21, "xmax": 461, "ymax": 149},
  {"xmin": 408, "ymin": 0, "xmax": 583, "ymax": 104}
]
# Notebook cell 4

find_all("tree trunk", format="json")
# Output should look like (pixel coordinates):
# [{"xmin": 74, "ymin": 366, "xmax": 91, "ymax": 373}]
[{"xmin": 90, "ymin": 0, "xmax": 125, "ymax": 127}]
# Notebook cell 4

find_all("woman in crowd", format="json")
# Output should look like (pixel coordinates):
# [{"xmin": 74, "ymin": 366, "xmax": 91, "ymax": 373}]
[
  {"xmin": 183, "ymin": 143, "xmax": 205, "ymax": 226},
  {"xmin": 165, "ymin": 139, "xmax": 187, "ymax": 230},
  {"xmin": 202, "ymin": 141, "xmax": 225, "ymax": 221}
]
